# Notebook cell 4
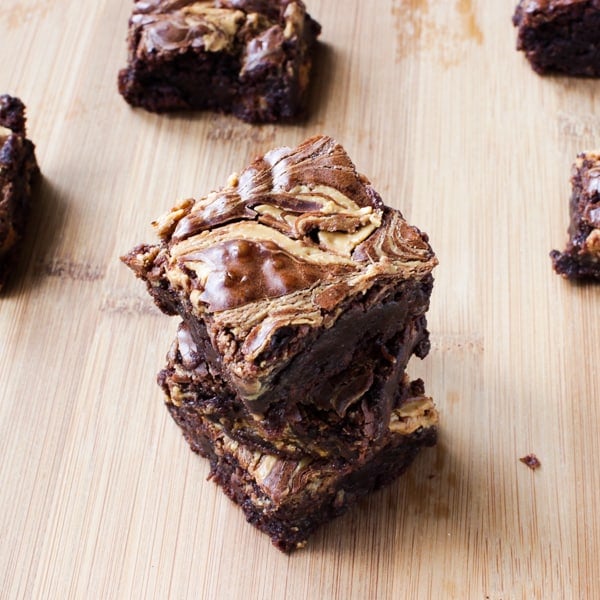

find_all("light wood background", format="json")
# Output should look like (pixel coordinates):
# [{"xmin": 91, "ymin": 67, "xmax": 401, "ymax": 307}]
[{"xmin": 1, "ymin": 1, "xmax": 599, "ymax": 598}]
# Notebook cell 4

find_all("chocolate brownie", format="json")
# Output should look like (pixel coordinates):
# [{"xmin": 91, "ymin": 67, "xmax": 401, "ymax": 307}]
[
  {"xmin": 123, "ymin": 135, "xmax": 438, "ymax": 453},
  {"xmin": 118, "ymin": 0, "xmax": 321, "ymax": 122},
  {"xmin": 551, "ymin": 152, "xmax": 600, "ymax": 280},
  {"xmin": 513, "ymin": 0, "xmax": 600, "ymax": 76},
  {"xmin": 0, "ymin": 95, "xmax": 39, "ymax": 290},
  {"xmin": 159, "ymin": 321, "xmax": 432, "ymax": 460},
  {"xmin": 167, "ymin": 387, "xmax": 438, "ymax": 552}
]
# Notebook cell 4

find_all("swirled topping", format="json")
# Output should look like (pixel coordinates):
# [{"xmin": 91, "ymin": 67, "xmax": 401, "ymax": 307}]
[
  {"xmin": 130, "ymin": 0, "xmax": 308, "ymax": 57},
  {"xmin": 147, "ymin": 135, "xmax": 436, "ymax": 316},
  {"xmin": 133, "ymin": 2, "xmax": 246, "ymax": 54}
]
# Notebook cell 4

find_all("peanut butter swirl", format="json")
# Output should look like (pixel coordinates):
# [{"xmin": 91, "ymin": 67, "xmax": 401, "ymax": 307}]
[
  {"xmin": 130, "ymin": 0, "xmax": 308, "ymax": 57},
  {"xmin": 147, "ymin": 135, "xmax": 435, "ymax": 315}
]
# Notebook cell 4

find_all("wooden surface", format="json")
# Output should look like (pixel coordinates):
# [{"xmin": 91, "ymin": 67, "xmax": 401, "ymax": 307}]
[{"xmin": 1, "ymin": 1, "xmax": 599, "ymax": 598}]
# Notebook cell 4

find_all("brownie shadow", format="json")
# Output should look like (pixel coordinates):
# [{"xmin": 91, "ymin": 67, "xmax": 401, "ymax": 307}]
[
  {"xmin": 2, "ymin": 175, "xmax": 67, "ymax": 296},
  {"xmin": 302, "ymin": 41, "xmax": 336, "ymax": 127},
  {"xmin": 306, "ymin": 431, "xmax": 471, "ymax": 558}
]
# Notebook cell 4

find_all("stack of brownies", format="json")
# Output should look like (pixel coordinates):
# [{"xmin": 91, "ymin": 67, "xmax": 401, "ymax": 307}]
[{"xmin": 123, "ymin": 135, "xmax": 439, "ymax": 551}]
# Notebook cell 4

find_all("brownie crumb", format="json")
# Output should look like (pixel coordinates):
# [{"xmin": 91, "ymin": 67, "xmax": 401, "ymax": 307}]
[{"xmin": 520, "ymin": 454, "xmax": 541, "ymax": 470}]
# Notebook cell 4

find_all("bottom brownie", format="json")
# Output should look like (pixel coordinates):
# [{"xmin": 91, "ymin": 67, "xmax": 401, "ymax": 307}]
[
  {"xmin": 551, "ymin": 152, "xmax": 600, "ymax": 281},
  {"xmin": 159, "ymin": 322, "xmax": 433, "ymax": 461},
  {"xmin": 166, "ymin": 387, "xmax": 438, "ymax": 552}
]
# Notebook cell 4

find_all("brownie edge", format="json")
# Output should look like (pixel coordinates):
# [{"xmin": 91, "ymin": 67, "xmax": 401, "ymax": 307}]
[{"xmin": 0, "ymin": 95, "xmax": 39, "ymax": 290}]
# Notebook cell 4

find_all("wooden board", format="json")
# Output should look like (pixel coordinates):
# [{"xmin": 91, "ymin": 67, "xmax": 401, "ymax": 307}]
[{"xmin": 1, "ymin": 1, "xmax": 599, "ymax": 597}]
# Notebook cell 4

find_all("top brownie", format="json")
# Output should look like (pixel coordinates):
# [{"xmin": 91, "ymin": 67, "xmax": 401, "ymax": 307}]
[
  {"xmin": 513, "ymin": 0, "xmax": 600, "ymax": 76},
  {"xmin": 118, "ymin": 0, "xmax": 321, "ymax": 122},
  {"xmin": 123, "ymin": 135, "xmax": 437, "ymax": 450}
]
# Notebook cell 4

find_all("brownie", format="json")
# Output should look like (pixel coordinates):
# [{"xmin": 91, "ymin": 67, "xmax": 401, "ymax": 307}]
[
  {"xmin": 159, "ymin": 321, "xmax": 432, "ymax": 460},
  {"xmin": 167, "ymin": 385, "xmax": 438, "ymax": 552},
  {"xmin": 123, "ymin": 135, "xmax": 438, "ymax": 455},
  {"xmin": 118, "ymin": 0, "xmax": 321, "ymax": 122},
  {"xmin": 551, "ymin": 152, "xmax": 600, "ymax": 280},
  {"xmin": 0, "ymin": 95, "xmax": 39, "ymax": 290},
  {"xmin": 513, "ymin": 0, "xmax": 600, "ymax": 76}
]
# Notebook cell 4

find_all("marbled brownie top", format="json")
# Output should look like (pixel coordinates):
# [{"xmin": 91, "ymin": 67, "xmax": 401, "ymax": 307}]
[{"xmin": 128, "ymin": 0, "xmax": 316, "ymax": 68}]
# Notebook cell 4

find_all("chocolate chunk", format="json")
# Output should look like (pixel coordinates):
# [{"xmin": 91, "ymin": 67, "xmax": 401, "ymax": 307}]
[{"xmin": 520, "ymin": 453, "xmax": 542, "ymax": 470}]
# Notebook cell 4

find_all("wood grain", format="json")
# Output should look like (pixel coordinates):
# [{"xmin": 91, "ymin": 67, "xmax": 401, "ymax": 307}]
[{"xmin": 1, "ymin": 1, "xmax": 599, "ymax": 598}]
